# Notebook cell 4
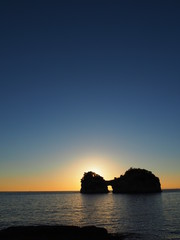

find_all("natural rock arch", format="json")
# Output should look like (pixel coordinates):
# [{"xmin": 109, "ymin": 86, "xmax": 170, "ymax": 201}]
[{"xmin": 80, "ymin": 168, "xmax": 161, "ymax": 194}]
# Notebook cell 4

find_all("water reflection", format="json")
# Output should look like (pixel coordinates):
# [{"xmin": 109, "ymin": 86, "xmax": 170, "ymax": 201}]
[
  {"xmin": 79, "ymin": 193, "xmax": 164, "ymax": 235},
  {"xmin": 0, "ymin": 191, "xmax": 179, "ymax": 239}
]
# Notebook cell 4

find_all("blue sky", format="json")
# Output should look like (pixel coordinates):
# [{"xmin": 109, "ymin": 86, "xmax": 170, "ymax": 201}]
[{"xmin": 0, "ymin": 1, "xmax": 180, "ymax": 190}]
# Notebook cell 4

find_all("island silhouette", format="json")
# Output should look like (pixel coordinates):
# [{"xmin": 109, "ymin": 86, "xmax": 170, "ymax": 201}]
[{"xmin": 80, "ymin": 168, "xmax": 161, "ymax": 194}]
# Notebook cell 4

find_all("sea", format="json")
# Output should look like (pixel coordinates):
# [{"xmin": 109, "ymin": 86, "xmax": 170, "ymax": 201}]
[{"xmin": 0, "ymin": 190, "xmax": 179, "ymax": 240}]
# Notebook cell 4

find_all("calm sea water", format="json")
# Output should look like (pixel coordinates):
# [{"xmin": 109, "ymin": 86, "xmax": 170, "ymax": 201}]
[{"xmin": 0, "ymin": 190, "xmax": 179, "ymax": 239}]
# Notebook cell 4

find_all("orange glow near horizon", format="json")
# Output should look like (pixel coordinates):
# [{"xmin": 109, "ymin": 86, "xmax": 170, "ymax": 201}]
[
  {"xmin": 0, "ymin": 174, "xmax": 179, "ymax": 192},
  {"xmin": 0, "ymin": 154, "xmax": 119, "ymax": 191},
  {"xmin": 0, "ymin": 154, "xmax": 179, "ymax": 191},
  {"xmin": 160, "ymin": 175, "xmax": 180, "ymax": 190},
  {"xmin": 0, "ymin": 174, "xmax": 179, "ymax": 191}
]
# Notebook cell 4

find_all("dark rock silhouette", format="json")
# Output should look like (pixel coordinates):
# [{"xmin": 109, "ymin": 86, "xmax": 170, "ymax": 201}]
[
  {"xmin": 81, "ymin": 168, "xmax": 161, "ymax": 194},
  {"xmin": 109, "ymin": 168, "xmax": 162, "ymax": 193},
  {"xmin": 0, "ymin": 225, "xmax": 146, "ymax": 240},
  {"xmin": 0, "ymin": 225, "xmax": 111, "ymax": 240},
  {"xmin": 80, "ymin": 171, "xmax": 109, "ymax": 193}
]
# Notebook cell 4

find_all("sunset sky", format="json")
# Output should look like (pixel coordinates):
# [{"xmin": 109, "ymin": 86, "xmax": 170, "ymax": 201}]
[{"xmin": 0, "ymin": 1, "xmax": 180, "ymax": 191}]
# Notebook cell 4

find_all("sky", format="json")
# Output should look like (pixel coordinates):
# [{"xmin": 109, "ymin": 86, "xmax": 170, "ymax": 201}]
[{"xmin": 0, "ymin": 0, "xmax": 180, "ymax": 191}]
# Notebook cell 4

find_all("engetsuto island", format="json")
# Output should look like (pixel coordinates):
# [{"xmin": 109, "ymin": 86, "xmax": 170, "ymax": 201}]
[{"xmin": 80, "ymin": 168, "xmax": 162, "ymax": 194}]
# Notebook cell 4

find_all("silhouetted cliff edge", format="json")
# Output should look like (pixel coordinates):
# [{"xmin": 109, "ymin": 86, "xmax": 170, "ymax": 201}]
[{"xmin": 81, "ymin": 168, "xmax": 161, "ymax": 194}]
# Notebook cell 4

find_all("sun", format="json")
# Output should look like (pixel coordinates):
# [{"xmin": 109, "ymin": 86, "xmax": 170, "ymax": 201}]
[
  {"xmin": 79, "ymin": 155, "xmax": 107, "ymax": 176},
  {"xmin": 89, "ymin": 167, "xmax": 102, "ymax": 176}
]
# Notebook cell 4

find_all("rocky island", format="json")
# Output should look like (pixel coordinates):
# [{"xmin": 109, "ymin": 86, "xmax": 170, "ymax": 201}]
[
  {"xmin": 81, "ymin": 168, "xmax": 161, "ymax": 194},
  {"xmin": 80, "ymin": 171, "xmax": 109, "ymax": 193}
]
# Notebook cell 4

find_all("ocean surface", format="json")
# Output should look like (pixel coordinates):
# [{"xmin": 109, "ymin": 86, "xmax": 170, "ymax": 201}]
[{"xmin": 0, "ymin": 190, "xmax": 179, "ymax": 239}]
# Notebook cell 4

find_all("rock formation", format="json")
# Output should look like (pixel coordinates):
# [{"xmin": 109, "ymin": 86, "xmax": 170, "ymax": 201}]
[
  {"xmin": 110, "ymin": 168, "xmax": 162, "ymax": 193},
  {"xmin": 80, "ymin": 168, "xmax": 161, "ymax": 194},
  {"xmin": 80, "ymin": 171, "xmax": 109, "ymax": 193},
  {"xmin": 0, "ymin": 225, "xmax": 109, "ymax": 240}
]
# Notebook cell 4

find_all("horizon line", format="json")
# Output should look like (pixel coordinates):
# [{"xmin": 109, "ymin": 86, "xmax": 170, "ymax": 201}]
[{"xmin": 0, "ymin": 188, "xmax": 180, "ymax": 193}]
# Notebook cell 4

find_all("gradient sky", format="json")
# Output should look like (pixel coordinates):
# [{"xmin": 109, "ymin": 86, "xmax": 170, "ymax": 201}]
[{"xmin": 0, "ymin": 0, "xmax": 180, "ymax": 191}]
